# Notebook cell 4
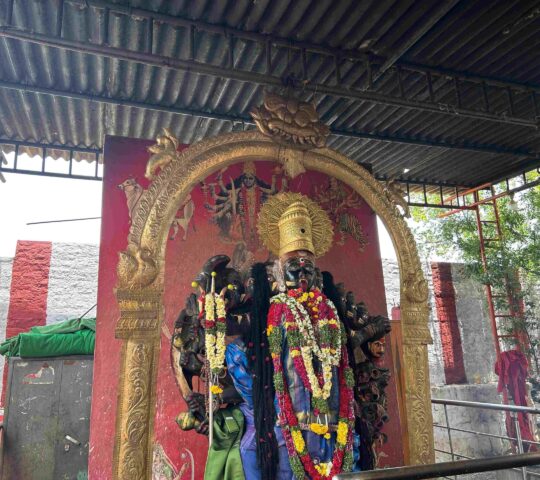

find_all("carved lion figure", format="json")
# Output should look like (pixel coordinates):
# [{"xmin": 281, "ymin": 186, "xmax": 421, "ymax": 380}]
[{"xmin": 251, "ymin": 92, "xmax": 330, "ymax": 149}]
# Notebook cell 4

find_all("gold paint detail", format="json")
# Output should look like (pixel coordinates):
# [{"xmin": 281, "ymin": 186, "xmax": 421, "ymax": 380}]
[
  {"xmin": 116, "ymin": 290, "xmax": 162, "ymax": 338},
  {"xmin": 383, "ymin": 178, "xmax": 411, "ymax": 218},
  {"xmin": 114, "ymin": 340, "xmax": 156, "ymax": 480},
  {"xmin": 145, "ymin": 128, "xmax": 180, "ymax": 180},
  {"xmin": 278, "ymin": 146, "xmax": 306, "ymax": 178},
  {"xmin": 403, "ymin": 343, "xmax": 435, "ymax": 464},
  {"xmin": 113, "ymin": 128, "xmax": 435, "ymax": 477},
  {"xmin": 117, "ymin": 244, "xmax": 159, "ymax": 290},
  {"xmin": 251, "ymin": 92, "xmax": 329, "ymax": 150},
  {"xmin": 258, "ymin": 192, "xmax": 334, "ymax": 258}
]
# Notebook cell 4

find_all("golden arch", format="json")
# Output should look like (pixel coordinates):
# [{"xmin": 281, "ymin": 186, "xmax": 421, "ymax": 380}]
[{"xmin": 112, "ymin": 131, "xmax": 434, "ymax": 479}]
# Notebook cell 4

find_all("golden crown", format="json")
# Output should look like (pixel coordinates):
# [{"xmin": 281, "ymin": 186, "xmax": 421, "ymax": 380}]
[
  {"xmin": 258, "ymin": 192, "xmax": 333, "ymax": 258},
  {"xmin": 243, "ymin": 161, "xmax": 256, "ymax": 176}
]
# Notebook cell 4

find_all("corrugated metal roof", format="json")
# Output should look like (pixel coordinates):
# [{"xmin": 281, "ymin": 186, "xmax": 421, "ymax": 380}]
[{"xmin": 0, "ymin": 0, "xmax": 539, "ymax": 187}]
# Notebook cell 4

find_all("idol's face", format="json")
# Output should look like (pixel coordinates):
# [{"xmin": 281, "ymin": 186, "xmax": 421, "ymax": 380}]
[
  {"xmin": 281, "ymin": 251, "xmax": 316, "ymax": 291},
  {"xmin": 242, "ymin": 174, "xmax": 256, "ymax": 188},
  {"xmin": 368, "ymin": 339, "xmax": 386, "ymax": 359}
]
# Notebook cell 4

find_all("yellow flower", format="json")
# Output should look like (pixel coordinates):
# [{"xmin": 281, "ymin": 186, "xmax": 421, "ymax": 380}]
[
  {"xmin": 291, "ymin": 429, "xmax": 306, "ymax": 453},
  {"xmin": 312, "ymin": 306, "xmax": 319, "ymax": 312},
  {"xmin": 210, "ymin": 385, "xmax": 223, "ymax": 395},
  {"xmin": 299, "ymin": 293, "xmax": 309, "ymax": 303},
  {"xmin": 291, "ymin": 349, "xmax": 301, "ymax": 358},
  {"xmin": 309, "ymin": 292, "xmax": 315, "ymax": 298},
  {"xmin": 324, "ymin": 432, "xmax": 331, "ymax": 440},
  {"xmin": 336, "ymin": 421, "xmax": 348, "ymax": 445},
  {"xmin": 267, "ymin": 324, "xmax": 274, "ymax": 335},
  {"xmin": 309, "ymin": 423, "xmax": 329, "ymax": 436},
  {"xmin": 328, "ymin": 319, "xmax": 338, "ymax": 325},
  {"xmin": 315, "ymin": 462, "xmax": 331, "ymax": 476}
]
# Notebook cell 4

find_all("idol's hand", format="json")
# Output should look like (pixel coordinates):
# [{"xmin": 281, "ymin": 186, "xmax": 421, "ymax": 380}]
[{"xmin": 196, "ymin": 419, "xmax": 210, "ymax": 436}]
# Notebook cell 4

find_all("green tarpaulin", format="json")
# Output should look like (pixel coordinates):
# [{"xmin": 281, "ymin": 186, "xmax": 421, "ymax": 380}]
[{"xmin": 0, "ymin": 318, "xmax": 96, "ymax": 358}]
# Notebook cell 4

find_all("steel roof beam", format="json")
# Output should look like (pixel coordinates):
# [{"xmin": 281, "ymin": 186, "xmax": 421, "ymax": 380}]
[
  {"xmin": 0, "ymin": 24, "xmax": 538, "ymax": 128},
  {"xmin": 0, "ymin": 78, "xmax": 537, "ymax": 161},
  {"xmin": 375, "ymin": 0, "xmax": 461, "ymax": 79},
  {"xmin": 53, "ymin": 0, "xmax": 540, "ymax": 95}
]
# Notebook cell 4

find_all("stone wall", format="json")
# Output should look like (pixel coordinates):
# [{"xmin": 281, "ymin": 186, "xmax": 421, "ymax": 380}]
[
  {"xmin": 0, "ymin": 242, "xmax": 99, "ymax": 403},
  {"xmin": 45, "ymin": 242, "xmax": 99, "ymax": 323},
  {"xmin": 0, "ymin": 257, "xmax": 13, "ymax": 401},
  {"xmin": 382, "ymin": 258, "xmax": 447, "ymax": 386}
]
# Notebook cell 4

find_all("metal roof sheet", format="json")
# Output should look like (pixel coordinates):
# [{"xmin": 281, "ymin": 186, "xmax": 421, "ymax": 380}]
[{"xmin": 0, "ymin": 0, "xmax": 539, "ymax": 187}]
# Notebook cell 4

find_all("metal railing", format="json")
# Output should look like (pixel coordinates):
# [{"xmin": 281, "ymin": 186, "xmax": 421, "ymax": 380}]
[
  {"xmin": 432, "ymin": 398, "xmax": 540, "ymax": 480},
  {"xmin": 335, "ymin": 452, "xmax": 540, "ymax": 479},
  {"xmin": 336, "ymin": 398, "xmax": 540, "ymax": 480}
]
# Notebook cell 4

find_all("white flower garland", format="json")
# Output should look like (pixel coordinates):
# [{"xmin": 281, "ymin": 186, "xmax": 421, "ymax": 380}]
[
  {"xmin": 271, "ymin": 293, "xmax": 342, "ymax": 400},
  {"xmin": 205, "ymin": 293, "xmax": 227, "ymax": 374}
]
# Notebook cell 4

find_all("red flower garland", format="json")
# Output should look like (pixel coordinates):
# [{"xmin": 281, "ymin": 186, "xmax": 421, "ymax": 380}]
[{"xmin": 268, "ymin": 295, "xmax": 355, "ymax": 480}]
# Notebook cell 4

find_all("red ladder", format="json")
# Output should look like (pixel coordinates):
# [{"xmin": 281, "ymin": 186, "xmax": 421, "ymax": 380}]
[{"xmin": 473, "ymin": 189, "xmax": 529, "ymax": 374}]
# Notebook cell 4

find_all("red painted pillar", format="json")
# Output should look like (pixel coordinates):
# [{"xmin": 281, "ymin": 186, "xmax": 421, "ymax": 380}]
[
  {"xmin": 2, "ymin": 241, "xmax": 52, "ymax": 405},
  {"xmin": 431, "ymin": 262, "xmax": 467, "ymax": 384}
]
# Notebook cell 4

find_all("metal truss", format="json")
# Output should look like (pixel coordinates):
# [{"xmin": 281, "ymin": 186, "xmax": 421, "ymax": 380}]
[
  {"xmin": 0, "ymin": 0, "xmax": 539, "ymax": 130},
  {"xmin": 0, "ymin": 139, "xmax": 102, "ymax": 180},
  {"xmin": 403, "ymin": 166, "xmax": 540, "ymax": 209},
  {"xmin": 0, "ymin": 78, "xmax": 537, "ymax": 161}
]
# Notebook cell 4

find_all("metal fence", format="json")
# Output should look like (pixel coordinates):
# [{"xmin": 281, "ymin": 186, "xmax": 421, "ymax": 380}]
[{"xmin": 432, "ymin": 398, "xmax": 540, "ymax": 480}]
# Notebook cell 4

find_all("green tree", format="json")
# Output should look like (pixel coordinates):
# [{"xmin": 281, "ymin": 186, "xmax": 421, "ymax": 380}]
[{"xmin": 410, "ymin": 185, "xmax": 540, "ymax": 379}]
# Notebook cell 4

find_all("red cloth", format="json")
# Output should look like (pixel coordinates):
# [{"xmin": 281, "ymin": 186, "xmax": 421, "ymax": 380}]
[{"xmin": 494, "ymin": 350, "xmax": 537, "ymax": 451}]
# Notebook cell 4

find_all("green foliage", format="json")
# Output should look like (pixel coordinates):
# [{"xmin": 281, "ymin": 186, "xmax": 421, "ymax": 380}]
[{"xmin": 410, "ymin": 185, "xmax": 540, "ymax": 373}]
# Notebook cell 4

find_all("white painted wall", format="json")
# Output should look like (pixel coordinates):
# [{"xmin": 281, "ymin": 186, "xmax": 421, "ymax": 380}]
[
  {"xmin": 45, "ymin": 242, "xmax": 99, "ymax": 324},
  {"xmin": 0, "ymin": 257, "xmax": 13, "ymax": 400}
]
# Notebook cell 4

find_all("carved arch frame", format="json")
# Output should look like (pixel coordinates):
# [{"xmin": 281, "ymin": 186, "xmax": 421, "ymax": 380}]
[{"xmin": 112, "ymin": 131, "xmax": 434, "ymax": 479}]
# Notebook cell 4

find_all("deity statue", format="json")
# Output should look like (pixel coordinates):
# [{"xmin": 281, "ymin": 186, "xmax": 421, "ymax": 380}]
[
  {"xmin": 172, "ymin": 192, "xmax": 392, "ymax": 479},
  {"xmin": 203, "ymin": 161, "xmax": 283, "ymax": 250}
]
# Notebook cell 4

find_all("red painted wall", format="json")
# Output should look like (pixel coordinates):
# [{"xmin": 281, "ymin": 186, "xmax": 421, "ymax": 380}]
[
  {"xmin": 90, "ymin": 137, "xmax": 405, "ymax": 479},
  {"xmin": 2, "ymin": 240, "xmax": 52, "ymax": 405},
  {"xmin": 431, "ymin": 262, "xmax": 467, "ymax": 384}
]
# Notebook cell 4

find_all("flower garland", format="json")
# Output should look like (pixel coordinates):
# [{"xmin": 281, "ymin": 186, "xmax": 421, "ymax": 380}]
[
  {"xmin": 269, "ymin": 289, "xmax": 341, "ymax": 413},
  {"xmin": 267, "ymin": 290, "xmax": 355, "ymax": 479},
  {"xmin": 204, "ymin": 292, "xmax": 227, "ymax": 375}
]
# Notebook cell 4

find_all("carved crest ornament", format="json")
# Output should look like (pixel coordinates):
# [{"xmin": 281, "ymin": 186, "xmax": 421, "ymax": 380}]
[{"xmin": 112, "ymin": 91, "xmax": 433, "ymax": 479}]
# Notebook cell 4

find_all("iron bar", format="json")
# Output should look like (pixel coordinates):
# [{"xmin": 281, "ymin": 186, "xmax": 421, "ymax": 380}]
[
  {"xmin": 442, "ymin": 404, "xmax": 457, "ymax": 480},
  {"xmin": 454, "ymin": 78, "xmax": 462, "ymax": 109},
  {"xmin": 426, "ymin": 71, "xmax": 435, "ymax": 102},
  {"xmin": 433, "ymin": 423, "xmax": 540, "ymax": 446},
  {"xmin": 0, "ymin": 26, "xmax": 538, "ymax": 128},
  {"xmin": 1, "ymin": 80, "xmax": 535, "ymax": 160},
  {"xmin": 335, "ymin": 452, "xmax": 540, "ymax": 479},
  {"xmin": 6, "ymin": 0, "xmax": 531, "ymax": 104},
  {"xmin": 0, "ymin": 138, "xmax": 100, "ymax": 155},
  {"xmin": 532, "ymin": 91, "xmax": 539, "ymax": 118},
  {"xmin": 55, "ymin": 0, "xmax": 64, "ymax": 37},
  {"xmin": 44, "ymin": 0, "xmax": 536, "ymax": 94},
  {"xmin": 146, "ymin": 17, "xmax": 153, "ymax": 54},
  {"xmin": 512, "ymin": 413, "xmax": 528, "ymax": 480},
  {"xmin": 431, "ymin": 398, "xmax": 540, "ymax": 414},
  {"xmin": 439, "ymin": 177, "xmax": 540, "ymax": 215},
  {"xmin": 397, "ymin": 66, "xmax": 405, "ymax": 98},
  {"xmin": 482, "ymin": 81, "xmax": 490, "ymax": 112},
  {"xmin": 26, "ymin": 216, "xmax": 101, "ymax": 225},
  {"xmin": 0, "ymin": 140, "xmax": 102, "ymax": 180},
  {"xmin": 0, "ymin": 167, "xmax": 102, "ymax": 181},
  {"xmin": 374, "ymin": 0, "xmax": 461, "ymax": 78},
  {"xmin": 507, "ymin": 87, "xmax": 515, "ymax": 117},
  {"xmin": 434, "ymin": 449, "xmax": 540, "ymax": 478}
]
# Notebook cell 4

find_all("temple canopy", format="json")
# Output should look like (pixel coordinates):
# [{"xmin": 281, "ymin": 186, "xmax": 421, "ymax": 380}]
[{"xmin": 0, "ymin": 0, "xmax": 539, "ymax": 194}]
